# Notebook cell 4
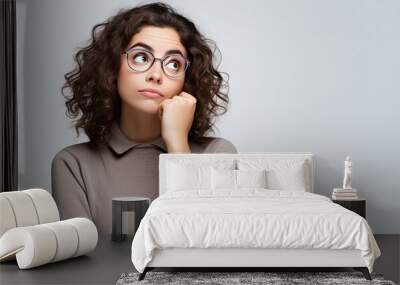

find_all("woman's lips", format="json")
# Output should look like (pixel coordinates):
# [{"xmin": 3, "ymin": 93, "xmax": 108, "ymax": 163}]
[{"xmin": 138, "ymin": 89, "xmax": 164, "ymax": 99}]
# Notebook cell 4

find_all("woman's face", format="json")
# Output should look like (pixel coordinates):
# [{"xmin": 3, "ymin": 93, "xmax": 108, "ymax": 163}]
[{"xmin": 118, "ymin": 26, "xmax": 188, "ymax": 114}]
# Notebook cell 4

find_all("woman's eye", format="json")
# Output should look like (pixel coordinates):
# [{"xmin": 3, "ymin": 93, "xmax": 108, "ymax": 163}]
[
  {"xmin": 133, "ymin": 53, "xmax": 148, "ymax": 63},
  {"xmin": 166, "ymin": 60, "xmax": 181, "ymax": 70}
]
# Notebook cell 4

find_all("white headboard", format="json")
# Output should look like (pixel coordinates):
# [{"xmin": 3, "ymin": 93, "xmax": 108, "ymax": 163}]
[{"xmin": 159, "ymin": 152, "xmax": 315, "ymax": 196}]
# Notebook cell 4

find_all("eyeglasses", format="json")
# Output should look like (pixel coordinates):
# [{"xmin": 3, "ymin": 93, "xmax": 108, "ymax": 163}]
[{"xmin": 123, "ymin": 47, "xmax": 190, "ymax": 79}]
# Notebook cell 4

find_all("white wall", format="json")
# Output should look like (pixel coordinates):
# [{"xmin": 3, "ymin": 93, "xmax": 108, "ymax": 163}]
[{"xmin": 17, "ymin": 0, "xmax": 400, "ymax": 233}]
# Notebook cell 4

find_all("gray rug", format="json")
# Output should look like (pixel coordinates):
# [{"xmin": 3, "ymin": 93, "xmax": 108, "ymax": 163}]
[{"xmin": 116, "ymin": 271, "xmax": 396, "ymax": 285}]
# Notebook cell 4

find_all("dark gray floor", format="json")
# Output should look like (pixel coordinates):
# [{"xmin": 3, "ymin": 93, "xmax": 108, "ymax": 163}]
[
  {"xmin": 0, "ymin": 234, "xmax": 398, "ymax": 285},
  {"xmin": 374, "ymin": 234, "xmax": 400, "ymax": 284}
]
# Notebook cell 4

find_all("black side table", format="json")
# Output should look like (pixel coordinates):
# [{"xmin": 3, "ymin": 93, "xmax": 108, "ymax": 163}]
[
  {"xmin": 112, "ymin": 197, "xmax": 150, "ymax": 242},
  {"xmin": 332, "ymin": 198, "xmax": 366, "ymax": 219}
]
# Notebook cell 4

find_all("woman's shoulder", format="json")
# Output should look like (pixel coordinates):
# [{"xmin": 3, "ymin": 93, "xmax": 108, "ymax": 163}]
[
  {"xmin": 190, "ymin": 136, "xmax": 237, "ymax": 154},
  {"xmin": 52, "ymin": 142, "xmax": 99, "ymax": 165}
]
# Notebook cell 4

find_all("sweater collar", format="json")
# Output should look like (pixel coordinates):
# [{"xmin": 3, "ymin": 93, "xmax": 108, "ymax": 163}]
[{"xmin": 107, "ymin": 121, "xmax": 167, "ymax": 154}]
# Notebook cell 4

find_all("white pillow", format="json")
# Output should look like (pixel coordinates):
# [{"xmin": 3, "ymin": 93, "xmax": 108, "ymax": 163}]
[
  {"xmin": 167, "ymin": 163, "xmax": 210, "ymax": 191},
  {"xmin": 237, "ymin": 159, "xmax": 308, "ymax": 191},
  {"xmin": 211, "ymin": 168, "xmax": 268, "ymax": 190},
  {"xmin": 211, "ymin": 168, "xmax": 236, "ymax": 190},
  {"xmin": 167, "ymin": 160, "xmax": 236, "ymax": 191},
  {"xmin": 236, "ymin": 169, "xmax": 267, "ymax": 188}
]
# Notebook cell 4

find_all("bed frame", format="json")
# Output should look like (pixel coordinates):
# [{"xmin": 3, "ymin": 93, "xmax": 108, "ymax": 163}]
[{"xmin": 138, "ymin": 153, "xmax": 372, "ymax": 281}]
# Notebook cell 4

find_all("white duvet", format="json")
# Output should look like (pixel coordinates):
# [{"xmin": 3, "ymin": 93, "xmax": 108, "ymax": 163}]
[{"xmin": 131, "ymin": 189, "xmax": 381, "ymax": 273}]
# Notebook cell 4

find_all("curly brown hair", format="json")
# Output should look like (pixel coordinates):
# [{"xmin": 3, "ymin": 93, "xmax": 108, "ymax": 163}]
[{"xmin": 61, "ymin": 2, "xmax": 230, "ymax": 147}]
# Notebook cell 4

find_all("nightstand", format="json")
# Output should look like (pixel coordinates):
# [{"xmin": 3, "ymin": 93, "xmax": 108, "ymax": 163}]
[
  {"xmin": 332, "ymin": 198, "xmax": 366, "ymax": 219},
  {"xmin": 112, "ymin": 197, "xmax": 151, "ymax": 242}
]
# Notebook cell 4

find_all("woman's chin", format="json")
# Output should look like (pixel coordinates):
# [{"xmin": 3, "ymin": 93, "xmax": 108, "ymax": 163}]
[
  {"xmin": 121, "ymin": 98, "xmax": 160, "ymax": 115},
  {"xmin": 136, "ymin": 101, "xmax": 160, "ymax": 114}
]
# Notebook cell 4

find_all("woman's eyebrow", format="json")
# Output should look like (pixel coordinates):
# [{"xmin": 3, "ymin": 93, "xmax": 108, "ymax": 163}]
[{"xmin": 128, "ymin": 42, "xmax": 185, "ymax": 57}]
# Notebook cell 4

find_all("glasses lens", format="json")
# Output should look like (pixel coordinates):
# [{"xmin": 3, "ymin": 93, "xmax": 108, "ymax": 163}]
[
  {"xmin": 127, "ymin": 50, "xmax": 153, "ymax": 72},
  {"xmin": 163, "ymin": 55, "xmax": 188, "ymax": 77}
]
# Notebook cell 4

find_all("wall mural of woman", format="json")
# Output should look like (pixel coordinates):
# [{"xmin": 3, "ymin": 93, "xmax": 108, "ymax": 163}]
[{"xmin": 51, "ymin": 2, "xmax": 237, "ymax": 234}]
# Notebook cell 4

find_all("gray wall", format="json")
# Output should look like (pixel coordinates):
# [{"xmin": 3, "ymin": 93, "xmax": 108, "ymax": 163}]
[{"xmin": 16, "ymin": 0, "xmax": 400, "ymax": 234}]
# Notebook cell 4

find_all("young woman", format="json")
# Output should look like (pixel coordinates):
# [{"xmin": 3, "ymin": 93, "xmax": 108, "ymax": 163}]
[{"xmin": 51, "ymin": 2, "xmax": 237, "ymax": 234}]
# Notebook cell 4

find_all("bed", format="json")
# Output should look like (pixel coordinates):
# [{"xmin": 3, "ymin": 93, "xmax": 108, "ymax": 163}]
[{"xmin": 130, "ymin": 153, "xmax": 381, "ymax": 281}]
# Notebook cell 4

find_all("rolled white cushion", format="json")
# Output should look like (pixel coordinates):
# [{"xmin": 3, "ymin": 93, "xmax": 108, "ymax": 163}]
[
  {"xmin": 0, "ymin": 196, "xmax": 17, "ymax": 237},
  {"xmin": 0, "ymin": 189, "xmax": 60, "ymax": 238},
  {"xmin": 41, "ymin": 221, "xmax": 79, "ymax": 262},
  {"xmin": 23, "ymin": 189, "xmax": 60, "ymax": 224},
  {"xmin": 0, "ymin": 218, "xmax": 98, "ymax": 269},
  {"xmin": 63, "ymin": 218, "xmax": 98, "ymax": 257},
  {"xmin": 0, "ymin": 191, "xmax": 39, "ymax": 228},
  {"xmin": 0, "ymin": 225, "xmax": 57, "ymax": 268}
]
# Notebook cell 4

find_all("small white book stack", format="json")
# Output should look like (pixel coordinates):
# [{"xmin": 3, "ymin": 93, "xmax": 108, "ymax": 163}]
[{"xmin": 332, "ymin": 188, "xmax": 359, "ymax": 200}]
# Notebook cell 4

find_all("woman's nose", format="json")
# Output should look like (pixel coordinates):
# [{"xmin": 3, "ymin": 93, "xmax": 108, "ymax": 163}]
[{"xmin": 145, "ymin": 59, "xmax": 163, "ymax": 84}]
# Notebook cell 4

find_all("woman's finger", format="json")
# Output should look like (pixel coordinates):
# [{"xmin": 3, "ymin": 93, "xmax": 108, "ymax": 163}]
[
  {"xmin": 178, "ymin": 92, "xmax": 197, "ymax": 104},
  {"xmin": 158, "ymin": 98, "xmax": 172, "ymax": 118}
]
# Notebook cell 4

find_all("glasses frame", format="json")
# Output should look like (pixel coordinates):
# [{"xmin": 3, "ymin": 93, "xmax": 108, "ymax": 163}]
[{"xmin": 122, "ymin": 47, "xmax": 191, "ymax": 79}]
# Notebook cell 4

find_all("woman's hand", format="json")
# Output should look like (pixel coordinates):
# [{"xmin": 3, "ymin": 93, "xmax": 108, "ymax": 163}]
[{"xmin": 158, "ymin": 91, "xmax": 197, "ymax": 153}]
